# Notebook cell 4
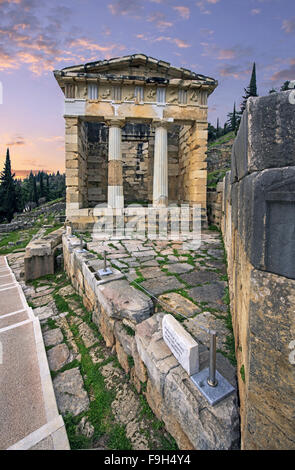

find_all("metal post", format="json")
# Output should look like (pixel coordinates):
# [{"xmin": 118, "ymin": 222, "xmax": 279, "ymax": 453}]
[
  {"xmin": 207, "ymin": 330, "xmax": 218, "ymax": 387},
  {"xmin": 104, "ymin": 250, "xmax": 107, "ymax": 272}
]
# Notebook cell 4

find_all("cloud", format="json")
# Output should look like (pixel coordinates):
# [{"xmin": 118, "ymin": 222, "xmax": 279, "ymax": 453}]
[
  {"xmin": 6, "ymin": 135, "xmax": 25, "ymax": 146},
  {"xmin": 136, "ymin": 32, "xmax": 191, "ymax": 48},
  {"xmin": 37, "ymin": 136, "xmax": 64, "ymax": 143},
  {"xmin": 69, "ymin": 38, "xmax": 124, "ymax": 53},
  {"xmin": 147, "ymin": 12, "xmax": 173, "ymax": 30},
  {"xmin": 282, "ymin": 18, "xmax": 295, "ymax": 34},
  {"xmin": 201, "ymin": 42, "xmax": 253, "ymax": 61},
  {"xmin": 196, "ymin": 2, "xmax": 211, "ymax": 14},
  {"xmin": 152, "ymin": 35, "xmax": 191, "ymax": 48},
  {"xmin": 0, "ymin": 2, "xmax": 127, "ymax": 75},
  {"xmin": 200, "ymin": 28, "xmax": 214, "ymax": 36},
  {"xmin": 196, "ymin": 0, "xmax": 219, "ymax": 14},
  {"xmin": 108, "ymin": 0, "xmax": 143, "ymax": 16},
  {"xmin": 219, "ymin": 64, "xmax": 251, "ymax": 79},
  {"xmin": 270, "ymin": 61, "xmax": 295, "ymax": 82},
  {"xmin": 173, "ymin": 6, "xmax": 190, "ymax": 19}
]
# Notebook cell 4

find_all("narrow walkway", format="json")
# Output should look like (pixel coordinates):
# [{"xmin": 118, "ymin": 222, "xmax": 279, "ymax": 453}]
[{"xmin": 0, "ymin": 256, "xmax": 69, "ymax": 450}]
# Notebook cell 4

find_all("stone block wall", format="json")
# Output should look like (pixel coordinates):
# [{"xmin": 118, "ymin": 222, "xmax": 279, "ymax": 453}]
[
  {"xmin": 178, "ymin": 122, "xmax": 208, "ymax": 224},
  {"xmin": 221, "ymin": 91, "xmax": 295, "ymax": 450},
  {"xmin": 207, "ymin": 181, "xmax": 224, "ymax": 227},
  {"xmin": 62, "ymin": 234, "xmax": 240, "ymax": 450},
  {"xmin": 65, "ymin": 118, "xmax": 88, "ymax": 217}
]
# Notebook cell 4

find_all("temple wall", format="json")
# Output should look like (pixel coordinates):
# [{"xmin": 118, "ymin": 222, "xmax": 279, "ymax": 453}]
[{"xmin": 178, "ymin": 122, "xmax": 208, "ymax": 223}]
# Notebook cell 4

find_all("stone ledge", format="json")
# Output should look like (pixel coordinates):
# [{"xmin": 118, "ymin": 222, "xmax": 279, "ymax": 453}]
[
  {"xmin": 62, "ymin": 235, "xmax": 240, "ymax": 450},
  {"xmin": 24, "ymin": 228, "xmax": 65, "ymax": 281},
  {"xmin": 135, "ymin": 313, "xmax": 240, "ymax": 450}
]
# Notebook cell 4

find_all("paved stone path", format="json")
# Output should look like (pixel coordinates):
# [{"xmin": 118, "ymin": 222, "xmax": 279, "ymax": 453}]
[
  {"xmin": 3, "ymin": 227, "xmax": 234, "ymax": 450},
  {"xmin": 0, "ymin": 256, "xmax": 69, "ymax": 450},
  {"xmin": 87, "ymin": 229, "xmax": 234, "ymax": 358},
  {"xmin": 6, "ymin": 252, "xmax": 176, "ymax": 450}
]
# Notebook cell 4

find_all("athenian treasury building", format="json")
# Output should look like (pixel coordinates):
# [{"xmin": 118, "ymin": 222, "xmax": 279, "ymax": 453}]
[{"xmin": 54, "ymin": 54, "xmax": 217, "ymax": 230}]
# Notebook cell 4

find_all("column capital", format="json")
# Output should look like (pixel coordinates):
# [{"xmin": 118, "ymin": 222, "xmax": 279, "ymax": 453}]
[
  {"xmin": 105, "ymin": 118, "xmax": 125, "ymax": 128},
  {"xmin": 152, "ymin": 119, "xmax": 173, "ymax": 130}
]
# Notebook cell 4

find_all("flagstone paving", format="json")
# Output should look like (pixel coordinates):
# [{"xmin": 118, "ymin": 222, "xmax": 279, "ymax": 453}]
[{"xmin": 4, "ymin": 227, "xmax": 234, "ymax": 450}]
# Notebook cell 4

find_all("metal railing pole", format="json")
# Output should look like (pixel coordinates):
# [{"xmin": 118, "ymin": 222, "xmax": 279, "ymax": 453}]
[
  {"xmin": 207, "ymin": 330, "xmax": 218, "ymax": 387},
  {"xmin": 104, "ymin": 250, "xmax": 107, "ymax": 272}
]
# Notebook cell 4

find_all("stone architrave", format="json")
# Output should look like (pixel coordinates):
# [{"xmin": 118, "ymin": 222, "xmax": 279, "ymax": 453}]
[{"xmin": 162, "ymin": 314, "xmax": 199, "ymax": 376}]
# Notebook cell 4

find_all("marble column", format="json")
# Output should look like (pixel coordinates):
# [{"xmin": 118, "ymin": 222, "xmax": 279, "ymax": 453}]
[
  {"xmin": 152, "ymin": 122, "xmax": 169, "ymax": 206},
  {"xmin": 107, "ymin": 119, "xmax": 124, "ymax": 208}
]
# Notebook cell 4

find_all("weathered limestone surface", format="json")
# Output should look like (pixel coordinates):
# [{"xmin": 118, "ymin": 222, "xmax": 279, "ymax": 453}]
[
  {"xmin": 53, "ymin": 368, "xmax": 90, "ymax": 417},
  {"xmin": 136, "ymin": 314, "xmax": 240, "ymax": 450},
  {"xmin": 24, "ymin": 227, "xmax": 64, "ymax": 281},
  {"xmin": 62, "ymin": 234, "xmax": 240, "ymax": 450},
  {"xmin": 222, "ymin": 91, "xmax": 295, "ymax": 450},
  {"xmin": 54, "ymin": 54, "xmax": 217, "ymax": 229}
]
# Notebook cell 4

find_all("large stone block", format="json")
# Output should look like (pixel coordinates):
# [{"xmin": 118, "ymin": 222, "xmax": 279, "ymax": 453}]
[
  {"xmin": 97, "ymin": 279, "xmax": 153, "ymax": 325},
  {"xmin": 231, "ymin": 91, "xmax": 295, "ymax": 182},
  {"xmin": 135, "ymin": 313, "xmax": 240, "ymax": 450},
  {"xmin": 231, "ymin": 166, "xmax": 295, "ymax": 278}
]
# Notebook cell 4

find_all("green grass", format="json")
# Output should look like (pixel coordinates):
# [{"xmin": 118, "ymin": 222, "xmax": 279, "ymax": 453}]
[
  {"xmin": 63, "ymin": 413, "xmax": 92, "ymax": 450},
  {"xmin": 240, "ymin": 364, "xmax": 245, "ymax": 383},
  {"xmin": 122, "ymin": 324, "xmax": 135, "ymax": 337},
  {"xmin": 53, "ymin": 293, "xmax": 70, "ymax": 313},
  {"xmin": 0, "ymin": 226, "xmax": 40, "ymax": 255},
  {"xmin": 108, "ymin": 424, "xmax": 132, "ymax": 450},
  {"xmin": 43, "ymin": 223, "xmax": 63, "ymax": 236},
  {"xmin": 208, "ymin": 131, "xmax": 235, "ymax": 148},
  {"xmin": 207, "ymin": 169, "xmax": 227, "ymax": 189}
]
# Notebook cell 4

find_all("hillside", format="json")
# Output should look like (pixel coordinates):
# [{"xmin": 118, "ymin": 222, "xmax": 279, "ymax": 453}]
[{"xmin": 206, "ymin": 131, "xmax": 235, "ymax": 188}]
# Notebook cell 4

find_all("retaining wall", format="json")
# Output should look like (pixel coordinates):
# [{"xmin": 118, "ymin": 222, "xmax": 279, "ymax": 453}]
[
  {"xmin": 62, "ymin": 233, "xmax": 240, "ymax": 450},
  {"xmin": 221, "ymin": 91, "xmax": 295, "ymax": 449}
]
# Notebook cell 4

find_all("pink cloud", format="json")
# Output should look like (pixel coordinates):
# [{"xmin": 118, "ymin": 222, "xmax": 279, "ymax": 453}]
[
  {"xmin": 173, "ymin": 6, "xmax": 190, "ymax": 20},
  {"xmin": 282, "ymin": 18, "xmax": 295, "ymax": 34}
]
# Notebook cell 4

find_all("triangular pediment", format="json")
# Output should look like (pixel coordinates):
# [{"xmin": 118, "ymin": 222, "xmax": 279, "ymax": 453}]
[{"xmin": 54, "ymin": 54, "xmax": 217, "ymax": 85}]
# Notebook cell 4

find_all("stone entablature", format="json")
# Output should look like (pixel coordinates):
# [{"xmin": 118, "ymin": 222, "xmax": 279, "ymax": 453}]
[{"xmin": 54, "ymin": 54, "xmax": 217, "ymax": 228}]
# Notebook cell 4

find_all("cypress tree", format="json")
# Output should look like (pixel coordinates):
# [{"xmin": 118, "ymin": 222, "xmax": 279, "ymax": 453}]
[
  {"xmin": 227, "ymin": 102, "xmax": 241, "ymax": 134},
  {"xmin": 40, "ymin": 171, "xmax": 44, "ymax": 198},
  {"xmin": 0, "ymin": 148, "xmax": 17, "ymax": 222},
  {"xmin": 33, "ymin": 174, "xmax": 38, "ymax": 205},
  {"xmin": 28, "ymin": 171, "xmax": 35, "ymax": 202},
  {"xmin": 240, "ymin": 62, "xmax": 258, "ymax": 113}
]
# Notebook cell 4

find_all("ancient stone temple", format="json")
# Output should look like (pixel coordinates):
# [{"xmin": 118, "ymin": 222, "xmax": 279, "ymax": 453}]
[{"xmin": 54, "ymin": 54, "xmax": 217, "ymax": 230}]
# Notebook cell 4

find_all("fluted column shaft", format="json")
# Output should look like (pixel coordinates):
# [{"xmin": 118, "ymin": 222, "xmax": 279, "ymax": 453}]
[
  {"xmin": 107, "ymin": 120, "xmax": 124, "ymax": 208},
  {"xmin": 153, "ymin": 123, "xmax": 168, "ymax": 206}
]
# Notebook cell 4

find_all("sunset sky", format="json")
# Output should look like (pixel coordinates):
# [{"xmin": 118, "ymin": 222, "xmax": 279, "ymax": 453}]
[{"xmin": 0, "ymin": 0, "xmax": 294, "ymax": 176}]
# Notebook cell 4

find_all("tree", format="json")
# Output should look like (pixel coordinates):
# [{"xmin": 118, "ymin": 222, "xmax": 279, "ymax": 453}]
[
  {"xmin": 227, "ymin": 102, "xmax": 241, "ymax": 135},
  {"xmin": 33, "ymin": 174, "xmax": 38, "ymax": 205},
  {"xmin": 281, "ymin": 81, "xmax": 290, "ymax": 91},
  {"xmin": 216, "ymin": 118, "xmax": 221, "ymax": 138},
  {"xmin": 208, "ymin": 122, "xmax": 217, "ymax": 142},
  {"xmin": 240, "ymin": 62, "xmax": 258, "ymax": 114},
  {"xmin": 39, "ymin": 171, "xmax": 44, "ymax": 199},
  {"xmin": 0, "ymin": 148, "xmax": 18, "ymax": 222}
]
